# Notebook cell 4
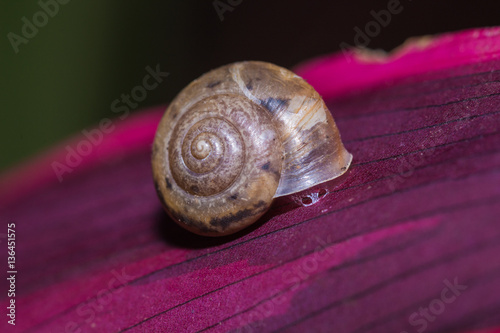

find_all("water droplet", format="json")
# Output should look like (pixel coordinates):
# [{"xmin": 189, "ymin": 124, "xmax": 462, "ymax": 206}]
[{"xmin": 292, "ymin": 188, "xmax": 329, "ymax": 207}]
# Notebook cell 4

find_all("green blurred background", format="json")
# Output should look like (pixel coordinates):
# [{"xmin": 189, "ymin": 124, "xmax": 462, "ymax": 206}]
[{"xmin": 1, "ymin": 0, "xmax": 499, "ymax": 172}]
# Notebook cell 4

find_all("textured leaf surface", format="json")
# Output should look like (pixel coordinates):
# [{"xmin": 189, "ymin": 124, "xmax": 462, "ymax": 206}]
[{"xmin": 1, "ymin": 28, "xmax": 499, "ymax": 333}]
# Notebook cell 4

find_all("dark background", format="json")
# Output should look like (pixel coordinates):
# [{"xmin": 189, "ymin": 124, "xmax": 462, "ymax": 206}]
[{"xmin": 1, "ymin": 0, "xmax": 499, "ymax": 171}]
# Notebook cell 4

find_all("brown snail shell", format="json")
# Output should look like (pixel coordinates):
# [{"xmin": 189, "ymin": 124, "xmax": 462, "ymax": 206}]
[{"xmin": 152, "ymin": 61, "xmax": 352, "ymax": 236}]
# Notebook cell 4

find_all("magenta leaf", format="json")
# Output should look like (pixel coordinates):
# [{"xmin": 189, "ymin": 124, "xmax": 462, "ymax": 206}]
[{"xmin": 1, "ymin": 27, "xmax": 499, "ymax": 332}]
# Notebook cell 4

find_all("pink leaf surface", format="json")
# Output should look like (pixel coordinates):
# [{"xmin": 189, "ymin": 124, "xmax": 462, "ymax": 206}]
[{"xmin": 1, "ymin": 27, "xmax": 500, "ymax": 333}]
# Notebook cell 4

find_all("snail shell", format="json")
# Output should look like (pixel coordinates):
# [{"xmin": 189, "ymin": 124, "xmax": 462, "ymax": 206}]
[{"xmin": 152, "ymin": 61, "xmax": 352, "ymax": 236}]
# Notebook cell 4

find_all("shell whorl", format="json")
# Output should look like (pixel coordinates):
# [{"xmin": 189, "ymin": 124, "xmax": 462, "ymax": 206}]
[
  {"xmin": 152, "ymin": 61, "xmax": 352, "ymax": 236},
  {"xmin": 169, "ymin": 106, "xmax": 245, "ymax": 197}
]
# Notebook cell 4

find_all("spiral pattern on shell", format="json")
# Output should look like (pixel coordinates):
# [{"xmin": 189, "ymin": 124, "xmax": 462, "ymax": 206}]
[
  {"xmin": 169, "ymin": 109, "xmax": 246, "ymax": 197},
  {"xmin": 152, "ymin": 61, "xmax": 352, "ymax": 236}
]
